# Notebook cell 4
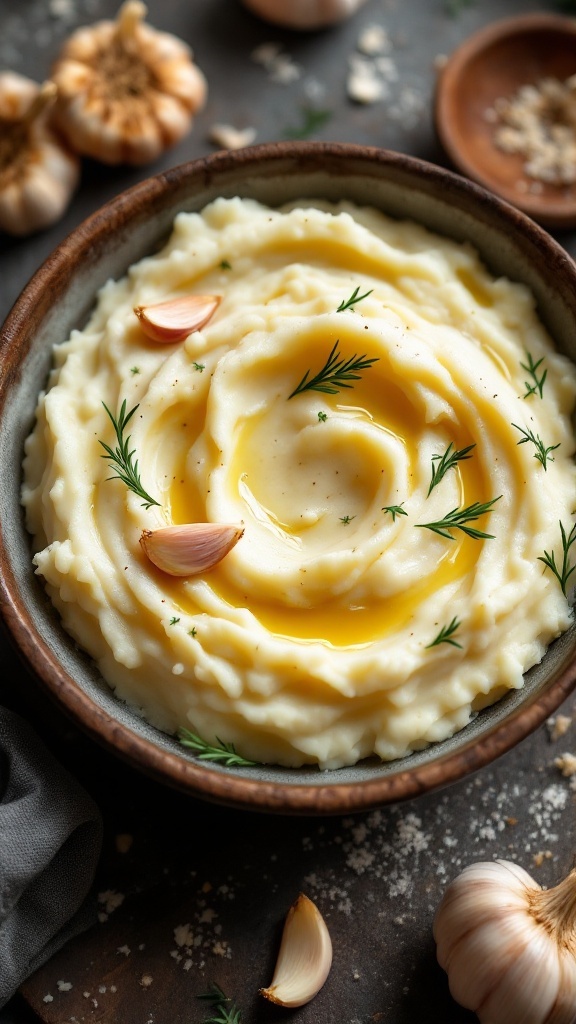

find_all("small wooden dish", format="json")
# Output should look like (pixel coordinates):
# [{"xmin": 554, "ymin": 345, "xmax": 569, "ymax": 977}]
[{"xmin": 435, "ymin": 13, "xmax": 576, "ymax": 229}]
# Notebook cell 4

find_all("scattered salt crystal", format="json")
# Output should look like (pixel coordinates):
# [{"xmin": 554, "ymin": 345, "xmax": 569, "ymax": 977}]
[
  {"xmin": 43, "ymin": 995, "xmax": 53, "ymax": 1003},
  {"xmin": 57, "ymin": 981, "xmax": 72, "ymax": 992}
]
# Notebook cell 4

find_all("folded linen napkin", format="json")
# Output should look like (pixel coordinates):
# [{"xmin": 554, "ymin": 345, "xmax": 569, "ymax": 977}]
[{"xmin": 0, "ymin": 707, "xmax": 103, "ymax": 1008}]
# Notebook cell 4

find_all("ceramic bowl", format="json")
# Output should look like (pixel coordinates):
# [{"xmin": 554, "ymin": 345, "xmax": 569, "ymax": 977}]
[{"xmin": 2, "ymin": 142, "xmax": 576, "ymax": 815}]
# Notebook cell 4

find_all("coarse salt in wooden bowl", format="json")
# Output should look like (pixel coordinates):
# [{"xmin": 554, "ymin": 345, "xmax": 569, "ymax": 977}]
[
  {"xmin": 434, "ymin": 13, "xmax": 576, "ymax": 229},
  {"xmin": 1, "ymin": 142, "xmax": 576, "ymax": 815}
]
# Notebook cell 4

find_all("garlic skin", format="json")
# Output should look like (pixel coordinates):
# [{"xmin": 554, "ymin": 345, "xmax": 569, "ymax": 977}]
[
  {"xmin": 51, "ymin": 1, "xmax": 207, "ymax": 165},
  {"xmin": 434, "ymin": 858, "xmax": 576, "ymax": 1024},
  {"xmin": 134, "ymin": 294, "xmax": 221, "ymax": 343},
  {"xmin": 241, "ymin": 0, "xmax": 368, "ymax": 30},
  {"xmin": 140, "ymin": 523, "xmax": 244, "ymax": 577},
  {"xmin": 260, "ymin": 893, "xmax": 332, "ymax": 1007},
  {"xmin": 0, "ymin": 73, "xmax": 79, "ymax": 237}
]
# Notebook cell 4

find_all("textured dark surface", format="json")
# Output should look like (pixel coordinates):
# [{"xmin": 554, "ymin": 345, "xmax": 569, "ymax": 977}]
[{"xmin": 1, "ymin": 1, "xmax": 576, "ymax": 1022}]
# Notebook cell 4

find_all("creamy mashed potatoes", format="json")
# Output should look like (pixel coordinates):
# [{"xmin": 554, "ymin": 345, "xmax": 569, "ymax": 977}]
[{"xmin": 22, "ymin": 197, "xmax": 576, "ymax": 769}]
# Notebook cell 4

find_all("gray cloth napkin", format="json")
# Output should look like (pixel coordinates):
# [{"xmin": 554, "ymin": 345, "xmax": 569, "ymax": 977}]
[{"xmin": 0, "ymin": 707, "xmax": 103, "ymax": 1008}]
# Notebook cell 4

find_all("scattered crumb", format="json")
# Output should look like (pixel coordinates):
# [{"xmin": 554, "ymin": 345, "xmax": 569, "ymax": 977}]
[
  {"xmin": 251, "ymin": 42, "xmax": 300, "ymax": 84},
  {"xmin": 117, "ymin": 945, "xmax": 131, "ymax": 957},
  {"xmin": 140, "ymin": 975, "xmax": 154, "ymax": 988},
  {"xmin": 57, "ymin": 981, "xmax": 72, "ymax": 992},
  {"xmin": 554, "ymin": 752, "xmax": 576, "ymax": 777},
  {"xmin": 533, "ymin": 850, "xmax": 553, "ymax": 867},
  {"xmin": 98, "ymin": 889, "xmax": 125, "ymax": 921},
  {"xmin": 115, "ymin": 833, "xmax": 133, "ymax": 854},
  {"xmin": 357, "ymin": 24, "xmax": 391, "ymax": 56},
  {"xmin": 174, "ymin": 923, "xmax": 195, "ymax": 947},
  {"xmin": 547, "ymin": 714, "xmax": 572, "ymax": 741},
  {"xmin": 42, "ymin": 995, "xmax": 53, "ymax": 1004},
  {"xmin": 208, "ymin": 124, "xmax": 257, "ymax": 151}
]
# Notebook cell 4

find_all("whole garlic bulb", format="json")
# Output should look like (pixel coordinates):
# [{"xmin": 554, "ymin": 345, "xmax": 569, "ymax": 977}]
[
  {"xmin": 240, "ymin": 0, "xmax": 368, "ymax": 30},
  {"xmin": 434, "ymin": 858, "xmax": 576, "ymax": 1024},
  {"xmin": 51, "ymin": 0, "xmax": 207, "ymax": 165},
  {"xmin": 0, "ymin": 73, "xmax": 79, "ymax": 237}
]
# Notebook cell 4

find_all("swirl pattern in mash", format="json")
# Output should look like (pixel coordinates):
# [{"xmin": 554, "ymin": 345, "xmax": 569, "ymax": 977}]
[{"xmin": 22, "ymin": 198, "xmax": 576, "ymax": 769}]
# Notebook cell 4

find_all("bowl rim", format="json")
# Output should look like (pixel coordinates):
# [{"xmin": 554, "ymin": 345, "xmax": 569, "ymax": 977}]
[
  {"xmin": 2, "ymin": 140, "xmax": 576, "ymax": 815},
  {"xmin": 434, "ymin": 11, "xmax": 576, "ymax": 229}
]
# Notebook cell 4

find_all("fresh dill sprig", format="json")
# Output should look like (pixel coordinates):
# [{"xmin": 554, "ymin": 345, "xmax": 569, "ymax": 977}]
[
  {"xmin": 340, "ymin": 514, "xmax": 356, "ymax": 525},
  {"xmin": 427, "ymin": 442, "xmax": 476, "ymax": 496},
  {"xmin": 426, "ymin": 617, "xmax": 463, "ymax": 649},
  {"xmin": 416, "ymin": 496, "xmax": 502, "ymax": 541},
  {"xmin": 538, "ymin": 521, "xmax": 576, "ymax": 596},
  {"xmin": 336, "ymin": 286, "xmax": 373, "ymax": 312},
  {"xmin": 178, "ymin": 728, "xmax": 258, "ymax": 767},
  {"xmin": 283, "ymin": 105, "xmax": 332, "ymax": 139},
  {"xmin": 512, "ymin": 423, "xmax": 560, "ymax": 470},
  {"xmin": 99, "ymin": 400, "xmax": 160, "ymax": 510},
  {"xmin": 521, "ymin": 351, "xmax": 547, "ymax": 399},
  {"xmin": 382, "ymin": 503, "xmax": 407, "ymax": 522},
  {"xmin": 197, "ymin": 984, "xmax": 241, "ymax": 1024},
  {"xmin": 288, "ymin": 341, "xmax": 379, "ymax": 398}
]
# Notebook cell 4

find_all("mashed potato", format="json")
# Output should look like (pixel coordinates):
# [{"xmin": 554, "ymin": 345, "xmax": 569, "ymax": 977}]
[{"xmin": 22, "ymin": 197, "xmax": 576, "ymax": 768}]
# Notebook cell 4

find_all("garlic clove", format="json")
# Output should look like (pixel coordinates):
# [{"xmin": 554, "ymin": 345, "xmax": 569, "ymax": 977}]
[
  {"xmin": 260, "ymin": 893, "xmax": 332, "ymax": 1008},
  {"xmin": 134, "ymin": 294, "xmax": 221, "ymax": 342},
  {"xmin": 140, "ymin": 522, "xmax": 244, "ymax": 576}
]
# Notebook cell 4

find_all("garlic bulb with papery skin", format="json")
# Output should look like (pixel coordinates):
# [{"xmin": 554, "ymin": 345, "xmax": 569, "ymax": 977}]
[
  {"xmin": 433, "ymin": 858, "xmax": 576, "ymax": 1024},
  {"xmin": 241, "ymin": 0, "xmax": 368, "ymax": 30},
  {"xmin": 51, "ymin": 0, "xmax": 207, "ymax": 165},
  {"xmin": 0, "ymin": 73, "xmax": 79, "ymax": 237}
]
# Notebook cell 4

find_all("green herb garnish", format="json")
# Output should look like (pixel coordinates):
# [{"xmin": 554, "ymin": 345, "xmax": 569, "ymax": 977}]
[
  {"xmin": 288, "ymin": 341, "xmax": 378, "ymax": 398},
  {"xmin": 169, "ymin": 616, "xmax": 180, "ymax": 625},
  {"xmin": 283, "ymin": 105, "xmax": 332, "ymax": 139},
  {"xmin": 220, "ymin": 260, "xmax": 232, "ymax": 270},
  {"xmin": 340, "ymin": 514, "xmax": 356, "ymax": 525},
  {"xmin": 178, "ymin": 728, "xmax": 258, "ymax": 767},
  {"xmin": 317, "ymin": 410, "xmax": 328, "ymax": 422},
  {"xmin": 193, "ymin": 362, "xmax": 205, "ymax": 372},
  {"xmin": 427, "ymin": 442, "xmax": 475, "ymax": 496},
  {"xmin": 130, "ymin": 366, "xmax": 141, "ymax": 375},
  {"xmin": 426, "ymin": 617, "xmax": 463, "ymax": 649},
  {"xmin": 382, "ymin": 503, "xmax": 407, "ymax": 522},
  {"xmin": 99, "ymin": 400, "xmax": 160, "ymax": 510},
  {"xmin": 416, "ymin": 496, "xmax": 501, "ymax": 541},
  {"xmin": 521, "ymin": 351, "xmax": 547, "ymax": 399},
  {"xmin": 512, "ymin": 423, "xmax": 559, "ymax": 470},
  {"xmin": 189, "ymin": 627, "xmax": 197, "ymax": 637},
  {"xmin": 197, "ymin": 984, "xmax": 241, "ymax": 1024},
  {"xmin": 336, "ymin": 286, "xmax": 373, "ymax": 312},
  {"xmin": 538, "ymin": 521, "xmax": 576, "ymax": 596}
]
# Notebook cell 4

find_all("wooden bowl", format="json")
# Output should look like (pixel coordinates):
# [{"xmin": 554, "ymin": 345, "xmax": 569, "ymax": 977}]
[
  {"xmin": 2, "ymin": 142, "xmax": 576, "ymax": 814},
  {"xmin": 435, "ymin": 13, "xmax": 576, "ymax": 228}
]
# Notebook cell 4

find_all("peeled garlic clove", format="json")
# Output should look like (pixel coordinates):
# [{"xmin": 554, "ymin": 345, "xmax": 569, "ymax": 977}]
[
  {"xmin": 260, "ymin": 893, "xmax": 332, "ymax": 1007},
  {"xmin": 134, "ymin": 294, "xmax": 221, "ymax": 342},
  {"xmin": 51, "ymin": 0, "xmax": 207, "ymax": 166},
  {"xmin": 140, "ymin": 522, "xmax": 244, "ymax": 576}
]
